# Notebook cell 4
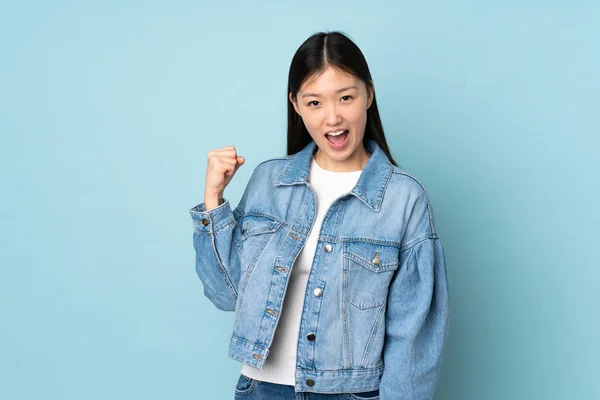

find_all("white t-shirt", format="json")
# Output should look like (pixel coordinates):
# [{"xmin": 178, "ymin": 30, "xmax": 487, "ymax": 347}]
[{"xmin": 240, "ymin": 154, "xmax": 363, "ymax": 385}]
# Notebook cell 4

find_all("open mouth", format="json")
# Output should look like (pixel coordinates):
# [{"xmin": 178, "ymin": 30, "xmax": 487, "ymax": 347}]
[{"xmin": 325, "ymin": 129, "xmax": 349, "ymax": 147}]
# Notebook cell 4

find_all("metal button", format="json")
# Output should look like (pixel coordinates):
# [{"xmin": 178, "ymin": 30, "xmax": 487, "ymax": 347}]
[
  {"xmin": 372, "ymin": 252, "xmax": 381, "ymax": 266},
  {"xmin": 306, "ymin": 379, "xmax": 315, "ymax": 387},
  {"xmin": 313, "ymin": 288, "xmax": 323, "ymax": 297},
  {"xmin": 324, "ymin": 244, "xmax": 332, "ymax": 253},
  {"xmin": 201, "ymin": 218, "xmax": 209, "ymax": 226},
  {"xmin": 307, "ymin": 333, "xmax": 315, "ymax": 341}
]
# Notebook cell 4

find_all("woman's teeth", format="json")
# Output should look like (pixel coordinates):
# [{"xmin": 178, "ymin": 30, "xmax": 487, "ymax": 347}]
[{"xmin": 325, "ymin": 129, "xmax": 349, "ymax": 147}]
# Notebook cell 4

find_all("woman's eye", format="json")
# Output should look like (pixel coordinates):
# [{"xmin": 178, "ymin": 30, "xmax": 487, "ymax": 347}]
[
  {"xmin": 341, "ymin": 95, "xmax": 353, "ymax": 102},
  {"xmin": 307, "ymin": 101, "xmax": 320, "ymax": 107}
]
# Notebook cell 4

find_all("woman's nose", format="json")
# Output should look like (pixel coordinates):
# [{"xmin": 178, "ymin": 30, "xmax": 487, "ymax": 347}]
[{"xmin": 325, "ymin": 104, "xmax": 342, "ymax": 125}]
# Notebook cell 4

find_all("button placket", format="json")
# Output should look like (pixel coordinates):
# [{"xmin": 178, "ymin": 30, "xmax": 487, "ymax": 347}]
[{"xmin": 302, "ymin": 243, "xmax": 329, "ymax": 379}]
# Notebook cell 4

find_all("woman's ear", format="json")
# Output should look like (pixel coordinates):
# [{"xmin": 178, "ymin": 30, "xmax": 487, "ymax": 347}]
[
  {"xmin": 366, "ymin": 80, "xmax": 374, "ymax": 109},
  {"xmin": 289, "ymin": 92, "xmax": 301, "ymax": 115}
]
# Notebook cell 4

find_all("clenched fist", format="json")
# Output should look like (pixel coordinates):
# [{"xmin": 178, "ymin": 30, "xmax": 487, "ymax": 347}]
[{"xmin": 204, "ymin": 145, "xmax": 245, "ymax": 211}]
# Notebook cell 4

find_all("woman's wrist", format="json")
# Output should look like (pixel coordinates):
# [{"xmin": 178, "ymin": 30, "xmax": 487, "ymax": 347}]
[{"xmin": 204, "ymin": 195, "xmax": 225, "ymax": 211}]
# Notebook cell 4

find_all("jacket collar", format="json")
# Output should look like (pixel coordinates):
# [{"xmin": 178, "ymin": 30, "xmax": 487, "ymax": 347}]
[{"xmin": 274, "ymin": 138, "xmax": 394, "ymax": 211}]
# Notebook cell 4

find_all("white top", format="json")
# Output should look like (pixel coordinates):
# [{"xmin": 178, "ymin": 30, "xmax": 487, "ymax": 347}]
[{"xmin": 240, "ymin": 154, "xmax": 363, "ymax": 385}]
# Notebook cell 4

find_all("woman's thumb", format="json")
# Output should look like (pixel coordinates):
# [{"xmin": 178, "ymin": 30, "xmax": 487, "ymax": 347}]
[{"xmin": 233, "ymin": 156, "xmax": 245, "ymax": 173}]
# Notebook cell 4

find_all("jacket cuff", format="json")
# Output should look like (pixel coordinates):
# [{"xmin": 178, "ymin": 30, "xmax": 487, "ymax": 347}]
[{"xmin": 190, "ymin": 198, "xmax": 235, "ymax": 233}]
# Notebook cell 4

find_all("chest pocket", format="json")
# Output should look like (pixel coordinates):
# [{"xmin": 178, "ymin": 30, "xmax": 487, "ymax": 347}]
[
  {"xmin": 240, "ymin": 214, "xmax": 282, "ymax": 240},
  {"xmin": 343, "ymin": 241, "xmax": 400, "ymax": 310},
  {"xmin": 240, "ymin": 214, "xmax": 283, "ymax": 271}
]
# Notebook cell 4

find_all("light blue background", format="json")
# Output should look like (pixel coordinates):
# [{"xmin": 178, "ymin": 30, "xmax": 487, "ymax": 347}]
[{"xmin": 1, "ymin": 1, "xmax": 598, "ymax": 399}]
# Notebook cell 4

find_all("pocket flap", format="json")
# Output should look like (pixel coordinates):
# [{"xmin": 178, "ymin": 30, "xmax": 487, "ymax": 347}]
[
  {"xmin": 241, "ymin": 214, "xmax": 282, "ymax": 240},
  {"xmin": 343, "ymin": 241, "xmax": 399, "ymax": 272}
]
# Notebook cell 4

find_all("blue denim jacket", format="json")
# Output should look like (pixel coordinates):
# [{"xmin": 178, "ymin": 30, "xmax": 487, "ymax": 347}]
[{"xmin": 190, "ymin": 139, "xmax": 450, "ymax": 399}]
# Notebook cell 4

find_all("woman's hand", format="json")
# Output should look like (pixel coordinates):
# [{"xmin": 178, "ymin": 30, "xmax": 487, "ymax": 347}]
[{"xmin": 204, "ymin": 145, "xmax": 245, "ymax": 210}]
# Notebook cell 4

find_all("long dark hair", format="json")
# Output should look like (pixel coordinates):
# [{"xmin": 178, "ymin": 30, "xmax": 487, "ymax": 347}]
[{"xmin": 286, "ymin": 31, "xmax": 398, "ymax": 167}]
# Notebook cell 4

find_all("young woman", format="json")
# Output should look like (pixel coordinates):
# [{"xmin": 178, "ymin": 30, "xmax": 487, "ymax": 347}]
[{"xmin": 190, "ymin": 31, "xmax": 450, "ymax": 400}]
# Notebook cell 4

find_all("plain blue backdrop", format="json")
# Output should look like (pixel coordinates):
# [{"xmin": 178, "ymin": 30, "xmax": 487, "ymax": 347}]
[{"xmin": 1, "ymin": 1, "xmax": 599, "ymax": 399}]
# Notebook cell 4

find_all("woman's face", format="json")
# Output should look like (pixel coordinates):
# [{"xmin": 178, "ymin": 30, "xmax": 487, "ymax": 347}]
[{"xmin": 289, "ymin": 66, "xmax": 373, "ymax": 172}]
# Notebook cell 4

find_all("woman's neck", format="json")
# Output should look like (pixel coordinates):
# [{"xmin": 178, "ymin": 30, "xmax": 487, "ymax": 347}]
[{"xmin": 313, "ymin": 145, "xmax": 371, "ymax": 172}]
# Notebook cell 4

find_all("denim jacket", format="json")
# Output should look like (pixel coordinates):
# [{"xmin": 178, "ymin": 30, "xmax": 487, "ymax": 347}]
[{"xmin": 190, "ymin": 139, "xmax": 450, "ymax": 399}]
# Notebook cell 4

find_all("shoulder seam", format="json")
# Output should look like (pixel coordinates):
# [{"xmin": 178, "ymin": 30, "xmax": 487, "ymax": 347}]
[
  {"xmin": 255, "ymin": 154, "xmax": 294, "ymax": 170},
  {"xmin": 391, "ymin": 168, "xmax": 436, "ymax": 235}
]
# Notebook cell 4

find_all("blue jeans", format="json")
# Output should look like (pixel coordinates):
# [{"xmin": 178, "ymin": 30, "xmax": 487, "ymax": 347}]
[{"xmin": 234, "ymin": 374, "xmax": 380, "ymax": 400}]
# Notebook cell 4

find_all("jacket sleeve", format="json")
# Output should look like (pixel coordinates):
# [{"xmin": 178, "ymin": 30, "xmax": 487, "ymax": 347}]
[
  {"xmin": 189, "ymin": 177, "xmax": 251, "ymax": 312},
  {"xmin": 379, "ymin": 195, "xmax": 450, "ymax": 399}
]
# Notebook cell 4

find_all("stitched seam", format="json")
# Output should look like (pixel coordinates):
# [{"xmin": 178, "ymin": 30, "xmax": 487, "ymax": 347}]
[
  {"xmin": 208, "ymin": 224, "xmax": 238, "ymax": 302},
  {"xmin": 359, "ymin": 303, "xmax": 385, "ymax": 367},
  {"xmin": 231, "ymin": 333, "xmax": 269, "ymax": 350},
  {"xmin": 243, "ymin": 210, "xmax": 285, "ymax": 223},
  {"xmin": 376, "ymin": 165, "xmax": 394, "ymax": 211},
  {"xmin": 400, "ymin": 234, "xmax": 438, "ymax": 253},
  {"xmin": 392, "ymin": 170, "xmax": 437, "ymax": 235}
]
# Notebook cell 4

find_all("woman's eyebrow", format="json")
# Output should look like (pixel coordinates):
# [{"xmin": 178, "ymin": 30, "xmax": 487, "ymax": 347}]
[{"xmin": 301, "ymin": 86, "xmax": 357, "ymax": 98}]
